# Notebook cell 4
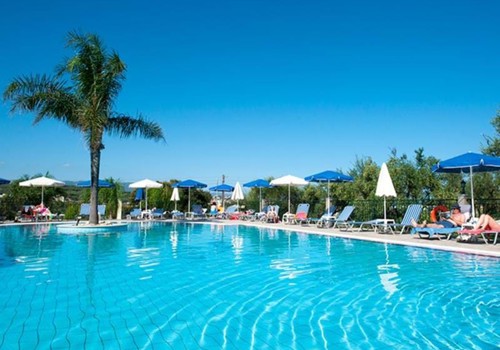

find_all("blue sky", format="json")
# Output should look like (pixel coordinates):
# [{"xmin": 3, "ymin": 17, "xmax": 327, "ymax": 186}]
[{"xmin": 1, "ymin": 0, "xmax": 499, "ymax": 187}]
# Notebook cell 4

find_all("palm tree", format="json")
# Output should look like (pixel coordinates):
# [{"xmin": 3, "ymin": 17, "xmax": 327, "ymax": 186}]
[{"xmin": 3, "ymin": 31, "xmax": 164, "ymax": 224}]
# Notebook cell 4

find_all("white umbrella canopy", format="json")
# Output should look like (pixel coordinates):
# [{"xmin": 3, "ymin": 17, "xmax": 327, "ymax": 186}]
[
  {"xmin": 170, "ymin": 187, "xmax": 180, "ymax": 211},
  {"xmin": 19, "ymin": 176, "xmax": 65, "ymax": 205},
  {"xmin": 270, "ymin": 175, "xmax": 309, "ymax": 214},
  {"xmin": 375, "ymin": 163, "xmax": 397, "ymax": 228},
  {"xmin": 129, "ymin": 179, "xmax": 163, "ymax": 211},
  {"xmin": 231, "ymin": 182, "xmax": 245, "ymax": 209}
]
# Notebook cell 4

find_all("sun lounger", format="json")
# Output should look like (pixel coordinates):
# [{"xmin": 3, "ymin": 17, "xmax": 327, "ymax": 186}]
[
  {"xmin": 456, "ymin": 229, "xmax": 499, "ymax": 245},
  {"xmin": 171, "ymin": 210, "xmax": 185, "ymax": 220},
  {"xmin": 283, "ymin": 203, "xmax": 310, "ymax": 224},
  {"xmin": 261, "ymin": 205, "xmax": 280, "ymax": 223},
  {"xmin": 411, "ymin": 227, "xmax": 459, "ymax": 240},
  {"xmin": 346, "ymin": 218, "xmax": 396, "ymax": 232},
  {"xmin": 325, "ymin": 206, "xmax": 355, "ymax": 229},
  {"xmin": 186, "ymin": 204, "xmax": 206, "ymax": 220},
  {"xmin": 309, "ymin": 206, "xmax": 337, "ymax": 227},
  {"xmin": 151, "ymin": 208, "xmax": 166, "ymax": 219},
  {"xmin": 376, "ymin": 204, "xmax": 423, "ymax": 234},
  {"xmin": 128, "ymin": 208, "xmax": 142, "ymax": 219},
  {"xmin": 79, "ymin": 203, "xmax": 106, "ymax": 219}
]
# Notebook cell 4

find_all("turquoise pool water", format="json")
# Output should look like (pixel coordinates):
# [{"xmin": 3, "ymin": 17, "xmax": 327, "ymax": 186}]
[{"xmin": 0, "ymin": 222, "xmax": 498, "ymax": 349}]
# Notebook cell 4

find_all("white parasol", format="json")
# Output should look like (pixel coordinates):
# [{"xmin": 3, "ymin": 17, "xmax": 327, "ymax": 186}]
[
  {"xmin": 129, "ymin": 179, "xmax": 163, "ymax": 212},
  {"xmin": 231, "ymin": 182, "xmax": 245, "ymax": 210},
  {"xmin": 170, "ymin": 187, "xmax": 180, "ymax": 211},
  {"xmin": 375, "ymin": 163, "xmax": 397, "ymax": 229},
  {"xmin": 19, "ymin": 176, "xmax": 65, "ymax": 205},
  {"xmin": 270, "ymin": 175, "xmax": 309, "ymax": 214}
]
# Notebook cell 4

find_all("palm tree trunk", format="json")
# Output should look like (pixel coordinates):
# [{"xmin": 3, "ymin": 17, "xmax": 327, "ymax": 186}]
[{"xmin": 89, "ymin": 147, "xmax": 101, "ymax": 225}]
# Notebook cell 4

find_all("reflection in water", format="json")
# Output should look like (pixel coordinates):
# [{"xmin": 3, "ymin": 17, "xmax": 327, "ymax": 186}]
[
  {"xmin": 325, "ymin": 236, "xmax": 331, "ymax": 256},
  {"xmin": 31, "ymin": 224, "xmax": 50, "ymax": 238},
  {"xmin": 231, "ymin": 232, "xmax": 243, "ymax": 262},
  {"xmin": 377, "ymin": 243, "xmax": 400, "ymax": 297},
  {"xmin": 170, "ymin": 231, "xmax": 178, "ymax": 258},
  {"xmin": 267, "ymin": 228, "xmax": 278, "ymax": 240}
]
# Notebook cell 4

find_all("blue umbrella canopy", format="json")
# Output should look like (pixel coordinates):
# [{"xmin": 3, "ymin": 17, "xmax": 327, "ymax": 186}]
[
  {"xmin": 304, "ymin": 170, "xmax": 353, "ymax": 183},
  {"xmin": 209, "ymin": 183, "xmax": 234, "ymax": 192},
  {"xmin": 432, "ymin": 152, "xmax": 500, "ymax": 218},
  {"xmin": 209, "ymin": 183, "xmax": 234, "ymax": 210},
  {"xmin": 174, "ymin": 179, "xmax": 207, "ymax": 211},
  {"xmin": 243, "ymin": 179, "xmax": 272, "ymax": 188},
  {"xmin": 432, "ymin": 152, "xmax": 500, "ymax": 173},
  {"xmin": 243, "ymin": 179, "xmax": 271, "ymax": 212},
  {"xmin": 304, "ymin": 170, "xmax": 353, "ymax": 214},
  {"xmin": 76, "ymin": 179, "xmax": 114, "ymax": 188},
  {"xmin": 174, "ymin": 179, "xmax": 207, "ymax": 189},
  {"xmin": 0, "ymin": 177, "xmax": 10, "ymax": 185}
]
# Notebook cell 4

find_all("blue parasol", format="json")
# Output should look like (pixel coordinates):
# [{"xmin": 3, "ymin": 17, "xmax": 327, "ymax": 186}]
[
  {"xmin": 76, "ymin": 179, "xmax": 114, "ymax": 188},
  {"xmin": 243, "ymin": 179, "xmax": 271, "ymax": 212},
  {"xmin": 0, "ymin": 177, "xmax": 10, "ymax": 185},
  {"xmin": 432, "ymin": 152, "xmax": 500, "ymax": 218},
  {"xmin": 174, "ymin": 179, "xmax": 207, "ymax": 212},
  {"xmin": 209, "ymin": 183, "xmax": 234, "ymax": 210},
  {"xmin": 304, "ymin": 170, "xmax": 353, "ymax": 215}
]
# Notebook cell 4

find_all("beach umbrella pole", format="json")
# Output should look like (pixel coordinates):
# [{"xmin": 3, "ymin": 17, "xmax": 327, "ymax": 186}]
[
  {"xmin": 259, "ymin": 187, "xmax": 262, "ymax": 212},
  {"xmin": 288, "ymin": 184, "xmax": 291, "ymax": 214},
  {"xmin": 327, "ymin": 180, "xmax": 330, "ymax": 215},
  {"xmin": 469, "ymin": 166, "xmax": 475, "ymax": 219},
  {"xmin": 383, "ymin": 196, "xmax": 387, "ymax": 229}
]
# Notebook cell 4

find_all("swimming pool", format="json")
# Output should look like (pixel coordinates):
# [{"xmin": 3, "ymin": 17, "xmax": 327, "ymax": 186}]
[{"xmin": 0, "ymin": 222, "xmax": 498, "ymax": 349}]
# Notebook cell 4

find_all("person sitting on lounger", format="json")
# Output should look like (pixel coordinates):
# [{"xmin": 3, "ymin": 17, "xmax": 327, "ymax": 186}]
[
  {"xmin": 411, "ymin": 204, "xmax": 465, "ymax": 229},
  {"xmin": 267, "ymin": 206, "xmax": 278, "ymax": 223},
  {"xmin": 473, "ymin": 214, "xmax": 500, "ymax": 231}
]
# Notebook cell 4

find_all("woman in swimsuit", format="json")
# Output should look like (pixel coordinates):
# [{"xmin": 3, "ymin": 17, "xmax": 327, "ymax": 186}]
[{"xmin": 473, "ymin": 214, "xmax": 500, "ymax": 230}]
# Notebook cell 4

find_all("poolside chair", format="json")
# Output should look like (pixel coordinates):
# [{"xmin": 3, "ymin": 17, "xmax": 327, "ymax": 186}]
[
  {"xmin": 18, "ymin": 205, "xmax": 35, "ymax": 222},
  {"xmin": 186, "ymin": 204, "xmax": 206, "ymax": 220},
  {"xmin": 79, "ymin": 203, "xmax": 106, "ymax": 220},
  {"xmin": 253, "ymin": 205, "xmax": 270, "ymax": 221},
  {"xmin": 283, "ymin": 203, "xmax": 310, "ymax": 224},
  {"xmin": 151, "ymin": 208, "xmax": 166, "ymax": 219},
  {"xmin": 262, "ymin": 205, "xmax": 280, "ymax": 223},
  {"xmin": 346, "ymin": 218, "xmax": 387, "ymax": 232},
  {"xmin": 411, "ymin": 227, "xmax": 459, "ymax": 240},
  {"xmin": 412, "ymin": 204, "xmax": 472, "ymax": 240},
  {"xmin": 376, "ymin": 204, "xmax": 423, "ymax": 234},
  {"xmin": 34, "ymin": 206, "xmax": 57, "ymax": 221},
  {"xmin": 327, "ymin": 205, "xmax": 356, "ymax": 229},
  {"xmin": 456, "ymin": 228, "xmax": 499, "ymax": 245},
  {"xmin": 128, "ymin": 208, "xmax": 142, "ymax": 219},
  {"xmin": 171, "ymin": 210, "xmax": 185, "ymax": 220},
  {"xmin": 216, "ymin": 204, "xmax": 239, "ymax": 219},
  {"xmin": 313, "ymin": 206, "xmax": 337, "ymax": 228}
]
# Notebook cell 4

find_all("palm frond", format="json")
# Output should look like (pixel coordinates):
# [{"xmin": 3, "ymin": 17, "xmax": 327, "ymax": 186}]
[
  {"xmin": 3, "ymin": 74, "xmax": 81, "ymax": 127},
  {"xmin": 107, "ymin": 115, "xmax": 165, "ymax": 141}
]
